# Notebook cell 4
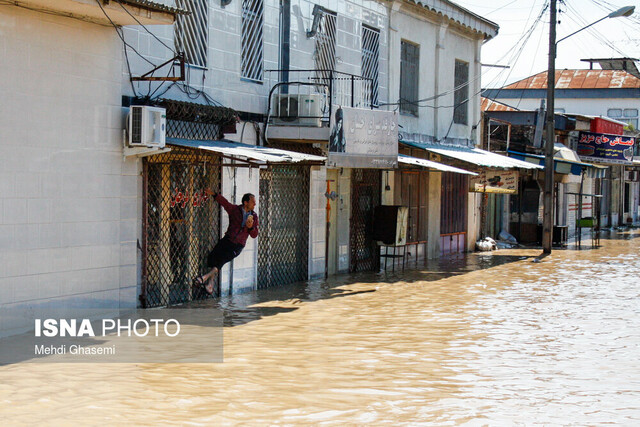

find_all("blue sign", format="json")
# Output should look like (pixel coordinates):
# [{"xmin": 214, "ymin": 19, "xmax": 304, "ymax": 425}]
[{"xmin": 577, "ymin": 131, "xmax": 635, "ymax": 165}]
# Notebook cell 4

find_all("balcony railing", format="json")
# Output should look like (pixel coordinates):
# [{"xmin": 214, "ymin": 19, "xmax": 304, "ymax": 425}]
[{"xmin": 265, "ymin": 69, "xmax": 375, "ymax": 128}]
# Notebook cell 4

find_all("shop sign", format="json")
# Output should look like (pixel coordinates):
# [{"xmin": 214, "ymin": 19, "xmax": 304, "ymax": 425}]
[
  {"xmin": 327, "ymin": 106, "xmax": 398, "ymax": 169},
  {"xmin": 469, "ymin": 170, "xmax": 518, "ymax": 194},
  {"xmin": 577, "ymin": 131, "xmax": 635, "ymax": 165}
]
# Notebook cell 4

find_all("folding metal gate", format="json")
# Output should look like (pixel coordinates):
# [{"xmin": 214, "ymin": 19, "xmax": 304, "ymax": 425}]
[
  {"xmin": 440, "ymin": 172, "xmax": 468, "ymax": 255},
  {"xmin": 350, "ymin": 169, "xmax": 381, "ymax": 272},
  {"xmin": 258, "ymin": 165, "xmax": 310, "ymax": 289},
  {"xmin": 142, "ymin": 148, "xmax": 221, "ymax": 307}
]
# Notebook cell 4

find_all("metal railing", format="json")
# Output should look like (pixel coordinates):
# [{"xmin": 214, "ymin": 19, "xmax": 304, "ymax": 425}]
[{"xmin": 265, "ymin": 69, "xmax": 375, "ymax": 127}]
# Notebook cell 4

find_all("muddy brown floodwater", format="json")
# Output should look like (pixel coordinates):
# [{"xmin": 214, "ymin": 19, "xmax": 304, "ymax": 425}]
[{"xmin": 1, "ymin": 230, "xmax": 640, "ymax": 425}]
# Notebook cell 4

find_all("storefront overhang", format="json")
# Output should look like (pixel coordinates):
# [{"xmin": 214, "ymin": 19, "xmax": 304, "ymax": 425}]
[
  {"xmin": 398, "ymin": 154, "xmax": 477, "ymax": 175},
  {"xmin": 400, "ymin": 141, "xmax": 542, "ymax": 170},
  {"xmin": 507, "ymin": 150, "xmax": 608, "ymax": 178},
  {"xmin": 167, "ymin": 138, "xmax": 326, "ymax": 166}
]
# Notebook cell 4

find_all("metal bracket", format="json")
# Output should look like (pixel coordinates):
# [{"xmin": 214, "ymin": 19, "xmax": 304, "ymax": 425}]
[{"xmin": 131, "ymin": 53, "xmax": 185, "ymax": 82}]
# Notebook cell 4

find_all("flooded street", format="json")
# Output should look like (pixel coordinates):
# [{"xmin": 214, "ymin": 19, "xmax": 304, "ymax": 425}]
[{"xmin": 2, "ymin": 230, "xmax": 640, "ymax": 425}]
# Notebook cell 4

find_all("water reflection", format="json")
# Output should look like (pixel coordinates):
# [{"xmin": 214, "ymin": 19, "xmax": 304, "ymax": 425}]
[{"xmin": 1, "ymin": 230, "xmax": 639, "ymax": 424}]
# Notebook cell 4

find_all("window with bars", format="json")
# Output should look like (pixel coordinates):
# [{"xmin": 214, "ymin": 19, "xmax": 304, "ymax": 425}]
[
  {"xmin": 400, "ymin": 40, "xmax": 419, "ymax": 117},
  {"xmin": 453, "ymin": 59, "xmax": 469, "ymax": 125},
  {"xmin": 361, "ymin": 25, "xmax": 380, "ymax": 106},
  {"xmin": 314, "ymin": 9, "xmax": 337, "ymax": 84},
  {"xmin": 241, "ymin": 0, "xmax": 264, "ymax": 82},
  {"xmin": 175, "ymin": 0, "xmax": 209, "ymax": 68}
]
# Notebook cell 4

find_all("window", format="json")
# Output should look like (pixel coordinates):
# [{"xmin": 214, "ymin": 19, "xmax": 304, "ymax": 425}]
[
  {"xmin": 453, "ymin": 59, "xmax": 469, "ymax": 125},
  {"xmin": 241, "ymin": 0, "xmax": 264, "ymax": 82},
  {"xmin": 315, "ymin": 9, "xmax": 337, "ymax": 84},
  {"xmin": 361, "ymin": 25, "xmax": 380, "ymax": 106},
  {"xmin": 175, "ymin": 0, "xmax": 209, "ymax": 68},
  {"xmin": 608, "ymin": 108, "xmax": 638, "ymax": 129},
  {"xmin": 400, "ymin": 41, "xmax": 419, "ymax": 116}
]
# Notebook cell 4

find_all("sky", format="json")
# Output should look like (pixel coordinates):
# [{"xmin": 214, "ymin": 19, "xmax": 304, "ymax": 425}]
[{"xmin": 453, "ymin": 0, "xmax": 640, "ymax": 88}]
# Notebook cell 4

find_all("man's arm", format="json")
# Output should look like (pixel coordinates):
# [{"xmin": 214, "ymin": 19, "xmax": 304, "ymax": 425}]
[{"xmin": 205, "ymin": 189, "xmax": 235, "ymax": 214}]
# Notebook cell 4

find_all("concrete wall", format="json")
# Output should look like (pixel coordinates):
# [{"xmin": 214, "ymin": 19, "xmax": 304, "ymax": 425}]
[{"xmin": 0, "ymin": 7, "xmax": 139, "ymax": 335}]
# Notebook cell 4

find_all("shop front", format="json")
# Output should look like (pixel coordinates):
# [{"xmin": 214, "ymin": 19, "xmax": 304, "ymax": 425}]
[{"xmin": 141, "ymin": 138, "xmax": 324, "ymax": 307}]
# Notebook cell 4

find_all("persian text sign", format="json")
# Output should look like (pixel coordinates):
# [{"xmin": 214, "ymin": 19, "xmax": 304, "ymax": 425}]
[
  {"xmin": 577, "ymin": 131, "xmax": 635, "ymax": 165},
  {"xmin": 328, "ymin": 106, "xmax": 398, "ymax": 169},
  {"xmin": 469, "ymin": 170, "xmax": 518, "ymax": 194}
]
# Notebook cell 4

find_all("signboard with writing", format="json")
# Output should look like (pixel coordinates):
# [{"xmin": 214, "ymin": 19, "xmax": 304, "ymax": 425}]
[
  {"xmin": 327, "ymin": 106, "xmax": 398, "ymax": 169},
  {"xmin": 577, "ymin": 131, "xmax": 635, "ymax": 165},
  {"xmin": 469, "ymin": 170, "xmax": 519, "ymax": 194}
]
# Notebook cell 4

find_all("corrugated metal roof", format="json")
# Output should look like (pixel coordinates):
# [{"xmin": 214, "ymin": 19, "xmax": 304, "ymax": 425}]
[
  {"xmin": 398, "ymin": 154, "xmax": 477, "ymax": 175},
  {"xmin": 481, "ymin": 97, "xmax": 518, "ymax": 112},
  {"xmin": 167, "ymin": 138, "xmax": 325, "ymax": 164},
  {"xmin": 416, "ymin": 144, "xmax": 543, "ymax": 169},
  {"xmin": 405, "ymin": 0, "xmax": 499, "ymax": 39},
  {"xmin": 121, "ymin": 0, "xmax": 189, "ymax": 15},
  {"xmin": 503, "ymin": 69, "xmax": 640, "ymax": 90}
]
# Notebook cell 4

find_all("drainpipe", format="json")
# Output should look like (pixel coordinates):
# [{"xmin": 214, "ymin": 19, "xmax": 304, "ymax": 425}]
[{"xmin": 280, "ymin": 0, "xmax": 291, "ymax": 94}]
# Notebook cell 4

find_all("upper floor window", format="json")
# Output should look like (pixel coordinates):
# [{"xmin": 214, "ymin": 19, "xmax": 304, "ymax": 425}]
[
  {"xmin": 315, "ymin": 9, "xmax": 337, "ymax": 83},
  {"xmin": 453, "ymin": 59, "xmax": 469, "ymax": 125},
  {"xmin": 241, "ymin": 0, "xmax": 264, "ymax": 82},
  {"xmin": 400, "ymin": 40, "xmax": 419, "ymax": 117},
  {"xmin": 175, "ymin": 0, "xmax": 209, "ymax": 68},
  {"xmin": 361, "ymin": 25, "xmax": 380, "ymax": 106},
  {"xmin": 608, "ymin": 108, "xmax": 638, "ymax": 129}
]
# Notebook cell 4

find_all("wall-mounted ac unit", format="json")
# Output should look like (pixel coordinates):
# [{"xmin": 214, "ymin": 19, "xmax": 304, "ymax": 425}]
[
  {"xmin": 272, "ymin": 94, "xmax": 324, "ymax": 127},
  {"xmin": 128, "ymin": 106, "xmax": 166, "ymax": 148}
]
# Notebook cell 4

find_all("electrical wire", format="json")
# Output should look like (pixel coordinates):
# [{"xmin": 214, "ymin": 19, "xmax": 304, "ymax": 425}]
[{"xmin": 114, "ymin": 0, "xmax": 177, "ymax": 54}]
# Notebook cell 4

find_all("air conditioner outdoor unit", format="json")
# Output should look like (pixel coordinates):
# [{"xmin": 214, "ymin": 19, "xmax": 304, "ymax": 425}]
[
  {"xmin": 128, "ymin": 106, "xmax": 166, "ymax": 148},
  {"xmin": 272, "ymin": 94, "xmax": 324, "ymax": 127}
]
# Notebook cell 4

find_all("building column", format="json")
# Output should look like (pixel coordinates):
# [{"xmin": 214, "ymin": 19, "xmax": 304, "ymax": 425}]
[{"xmin": 427, "ymin": 171, "xmax": 441, "ymax": 258}]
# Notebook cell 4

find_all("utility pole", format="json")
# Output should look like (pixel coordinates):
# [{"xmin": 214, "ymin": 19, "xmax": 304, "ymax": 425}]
[{"xmin": 542, "ymin": 0, "xmax": 557, "ymax": 253}]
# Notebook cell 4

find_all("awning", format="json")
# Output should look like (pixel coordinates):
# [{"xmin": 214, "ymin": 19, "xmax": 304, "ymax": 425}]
[
  {"xmin": 401, "ymin": 141, "xmax": 542, "ymax": 170},
  {"xmin": 398, "ymin": 154, "xmax": 477, "ymax": 175},
  {"xmin": 167, "ymin": 138, "xmax": 325, "ymax": 165},
  {"xmin": 508, "ymin": 150, "xmax": 608, "ymax": 178}
]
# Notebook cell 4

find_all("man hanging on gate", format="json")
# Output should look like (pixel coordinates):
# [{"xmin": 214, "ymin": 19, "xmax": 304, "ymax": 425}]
[{"xmin": 193, "ymin": 189, "xmax": 259, "ymax": 297}]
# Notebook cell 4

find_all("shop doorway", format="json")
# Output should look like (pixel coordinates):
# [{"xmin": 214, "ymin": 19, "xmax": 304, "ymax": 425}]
[
  {"xmin": 440, "ymin": 172, "xmax": 468, "ymax": 255},
  {"xmin": 350, "ymin": 169, "xmax": 381, "ymax": 272},
  {"xmin": 258, "ymin": 165, "xmax": 310, "ymax": 288}
]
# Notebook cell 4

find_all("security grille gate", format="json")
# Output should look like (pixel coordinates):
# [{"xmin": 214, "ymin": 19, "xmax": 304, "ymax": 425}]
[
  {"xmin": 350, "ymin": 169, "xmax": 381, "ymax": 272},
  {"xmin": 241, "ymin": 0, "xmax": 264, "ymax": 82},
  {"xmin": 440, "ymin": 172, "xmax": 468, "ymax": 255},
  {"xmin": 258, "ymin": 166, "xmax": 310, "ymax": 289},
  {"xmin": 175, "ymin": 0, "xmax": 209, "ymax": 68},
  {"xmin": 142, "ymin": 148, "xmax": 221, "ymax": 307}
]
